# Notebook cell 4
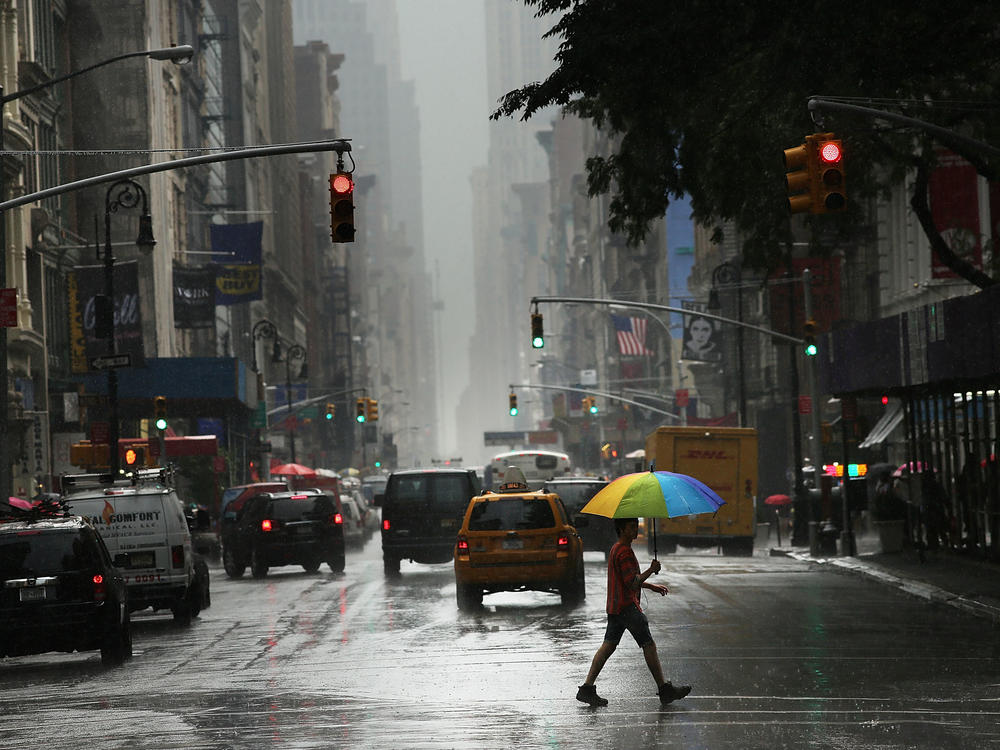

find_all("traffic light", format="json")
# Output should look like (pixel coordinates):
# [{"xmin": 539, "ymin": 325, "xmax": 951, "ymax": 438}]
[
  {"xmin": 329, "ymin": 172, "xmax": 356, "ymax": 243},
  {"xmin": 530, "ymin": 312, "xmax": 544, "ymax": 349},
  {"xmin": 366, "ymin": 398, "xmax": 379, "ymax": 421},
  {"xmin": 325, "ymin": 402, "xmax": 335, "ymax": 420},
  {"xmin": 783, "ymin": 133, "xmax": 846, "ymax": 215},
  {"xmin": 803, "ymin": 319, "xmax": 818, "ymax": 356},
  {"xmin": 783, "ymin": 140, "xmax": 815, "ymax": 214},
  {"xmin": 588, "ymin": 397, "xmax": 599, "ymax": 415},
  {"xmin": 374, "ymin": 459, "xmax": 382, "ymax": 469},
  {"xmin": 153, "ymin": 395, "xmax": 167, "ymax": 431},
  {"xmin": 355, "ymin": 398, "xmax": 366, "ymax": 423},
  {"xmin": 508, "ymin": 392, "xmax": 518, "ymax": 417},
  {"xmin": 581, "ymin": 396, "xmax": 598, "ymax": 415},
  {"xmin": 123, "ymin": 445, "xmax": 146, "ymax": 469},
  {"xmin": 814, "ymin": 135, "xmax": 846, "ymax": 213}
]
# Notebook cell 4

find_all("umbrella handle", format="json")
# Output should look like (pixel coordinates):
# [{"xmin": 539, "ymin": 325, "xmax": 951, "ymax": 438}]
[{"xmin": 652, "ymin": 517, "xmax": 657, "ymax": 559}]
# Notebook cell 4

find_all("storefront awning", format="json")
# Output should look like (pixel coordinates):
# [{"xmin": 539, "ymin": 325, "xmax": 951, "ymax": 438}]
[{"xmin": 858, "ymin": 399, "xmax": 904, "ymax": 449}]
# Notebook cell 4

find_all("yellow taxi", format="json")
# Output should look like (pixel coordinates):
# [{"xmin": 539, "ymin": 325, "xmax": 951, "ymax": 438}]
[{"xmin": 453, "ymin": 467, "xmax": 585, "ymax": 610}]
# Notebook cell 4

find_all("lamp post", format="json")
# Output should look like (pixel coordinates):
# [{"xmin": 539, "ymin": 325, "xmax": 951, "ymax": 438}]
[
  {"xmin": 0, "ymin": 44, "xmax": 193, "ymax": 497},
  {"xmin": 274, "ymin": 343, "xmax": 306, "ymax": 464},
  {"xmin": 709, "ymin": 261, "xmax": 746, "ymax": 427},
  {"xmin": 103, "ymin": 179, "xmax": 156, "ymax": 474}
]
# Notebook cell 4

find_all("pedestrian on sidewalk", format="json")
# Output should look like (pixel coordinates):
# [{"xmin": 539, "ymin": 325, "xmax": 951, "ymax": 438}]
[{"xmin": 576, "ymin": 517, "xmax": 691, "ymax": 708}]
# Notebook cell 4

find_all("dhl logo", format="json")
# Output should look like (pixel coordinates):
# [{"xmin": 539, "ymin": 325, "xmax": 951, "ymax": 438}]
[{"xmin": 682, "ymin": 450, "xmax": 732, "ymax": 460}]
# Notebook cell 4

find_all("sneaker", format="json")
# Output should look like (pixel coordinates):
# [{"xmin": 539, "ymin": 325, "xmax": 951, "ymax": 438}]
[
  {"xmin": 658, "ymin": 681, "xmax": 692, "ymax": 705},
  {"xmin": 576, "ymin": 683, "xmax": 608, "ymax": 707}
]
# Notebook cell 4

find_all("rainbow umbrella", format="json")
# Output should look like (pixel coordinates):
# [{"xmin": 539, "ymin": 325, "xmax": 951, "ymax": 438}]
[{"xmin": 580, "ymin": 468, "xmax": 725, "ymax": 556}]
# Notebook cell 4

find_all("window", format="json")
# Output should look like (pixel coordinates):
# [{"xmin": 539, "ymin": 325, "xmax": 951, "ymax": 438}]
[{"xmin": 469, "ymin": 499, "xmax": 556, "ymax": 532}]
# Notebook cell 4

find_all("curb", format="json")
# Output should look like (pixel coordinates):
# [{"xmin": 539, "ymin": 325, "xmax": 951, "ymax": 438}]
[{"xmin": 785, "ymin": 550, "xmax": 1000, "ymax": 626}]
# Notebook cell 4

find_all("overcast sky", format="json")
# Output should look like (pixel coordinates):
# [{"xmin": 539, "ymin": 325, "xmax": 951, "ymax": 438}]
[{"xmin": 396, "ymin": 1, "xmax": 489, "ymax": 453}]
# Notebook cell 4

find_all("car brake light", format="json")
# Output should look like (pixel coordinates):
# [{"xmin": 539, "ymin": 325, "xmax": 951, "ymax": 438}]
[
  {"xmin": 171, "ymin": 544, "xmax": 185, "ymax": 568},
  {"xmin": 457, "ymin": 537, "xmax": 469, "ymax": 552},
  {"xmin": 557, "ymin": 535, "xmax": 569, "ymax": 548},
  {"xmin": 334, "ymin": 513, "xmax": 343, "ymax": 525},
  {"xmin": 92, "ymin": 574, "xmax": 106, "ymax": 602},
  {"xmin": 261, "ymin": 519, "xmax": 273, "ymax": 532},
  {"xmin": 382, "ymin": 519, "xmax": 390, "ymax": 531},
  {"xmin": 291, "ymin": 494, "xmax": 308, "ymax": 500}
]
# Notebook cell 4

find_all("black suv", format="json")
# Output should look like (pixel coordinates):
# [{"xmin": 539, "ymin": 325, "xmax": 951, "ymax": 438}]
[
  {"xmin": 221, "ymin": 489, "xmax": 345, "ymax": 578},
  {"xmin": 543, "ymin": 478, "xmax": 615, "ymax": 556},
  {"xmin": 0, "ymin": 512, "xmax": 132, "ymax": 666},
  {"xmin": 377, "ymin": 468, "xmax": 478, "ymax": 576}
]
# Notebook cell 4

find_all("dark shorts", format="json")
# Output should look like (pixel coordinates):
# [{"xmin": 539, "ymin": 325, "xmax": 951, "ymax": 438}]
[{"xmin": 604, "ymin": 604, "xmax": 653, "ymax": 648}]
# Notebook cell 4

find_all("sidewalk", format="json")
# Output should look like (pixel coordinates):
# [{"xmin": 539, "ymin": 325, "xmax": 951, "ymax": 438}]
[{"xmin": 770, "ymin": 532, "xmax": 1000, "ymax": 625}]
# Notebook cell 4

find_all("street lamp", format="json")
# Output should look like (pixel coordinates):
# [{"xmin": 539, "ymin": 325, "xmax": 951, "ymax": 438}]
[
  {"xmin": 103, "ymin": 179, "xmax": 156, "ymax": 474},
  {"xmin": 251, "ymin": 319, "xmax": 277, "ymax": 373},
  {"xmin": 709, "ymin": 261, "xmax": 746, "ymax": 427},
  {"xmin": 273, "ymin": 342, "xmax": 306, "ymax": 464},
  {"xmin": 0, "ymin": 44, "xmax": 193, "ymax": 496}
]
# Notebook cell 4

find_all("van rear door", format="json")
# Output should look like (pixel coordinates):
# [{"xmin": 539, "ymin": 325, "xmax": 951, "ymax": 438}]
[{"xmin": 65, "ymin": 492, "xmax": 172, "ymax": 573}]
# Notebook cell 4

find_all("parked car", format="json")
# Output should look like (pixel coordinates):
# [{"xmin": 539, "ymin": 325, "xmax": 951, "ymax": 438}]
[
  {"xmin": 221, "ymin": 489, "xmax": 345, "ymax": 578},
  {"xmin": 453, "ymin": 476, "xmax": 585, "ymax": 610},
  {"xmin": 543, "ymin": 477, "xmax": 615, "ymax": 556},
  {"xmin": 377, "ymin": 468, "xmax": 479, "ymax": 576},
  {"xmin": 339, "ymin": 494, "xmax": 367, "ymax": 549},
  {"xmin": 0, "ymin": 511, "xmax": 132, "ymax": 666},
  {"xmin": 62, "ymin": 470, "xmax": 209, "ymax": 624}
]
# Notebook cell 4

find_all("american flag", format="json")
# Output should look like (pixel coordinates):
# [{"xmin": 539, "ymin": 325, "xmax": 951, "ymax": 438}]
[{"xmin": 611, "ymin": 314, "xmax": 654, "ymax": 356}]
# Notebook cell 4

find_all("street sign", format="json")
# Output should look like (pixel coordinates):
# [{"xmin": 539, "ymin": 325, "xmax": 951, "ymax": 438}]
[
  {"xmin": 0, "ymin": 288, "xmax": 16, "ymax": 327},
  {"xmin": 251, "ymin": 401, "xmax": 267, "ymax": 428},
  {"xmin": 90, "ymin": 353, "xmax": 132, "ymax": 370}
]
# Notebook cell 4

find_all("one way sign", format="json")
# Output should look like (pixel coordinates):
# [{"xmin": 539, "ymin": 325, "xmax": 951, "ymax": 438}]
[{"xmin": 90, "ymin": 354, "xmax": 132, "ymax": 371}]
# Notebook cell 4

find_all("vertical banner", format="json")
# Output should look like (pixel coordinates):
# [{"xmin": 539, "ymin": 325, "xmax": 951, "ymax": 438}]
[
  {"xmin": 212, "ymin": 221, "xmax": 263, "ymax": 305},
  {"xmin": 929, "ymin": 149, "xmax": 984, "ymax": 279},
  {"xmin": 173, "ymin": 264, "xmax": 216, "ymax": 329},
  {"xmin": 68, "ymin": 262, "xmax": 145, "ymax": 373},
  {"xmin": 681, "ymin": 301, "xmax": 721, "ymax": 362}
]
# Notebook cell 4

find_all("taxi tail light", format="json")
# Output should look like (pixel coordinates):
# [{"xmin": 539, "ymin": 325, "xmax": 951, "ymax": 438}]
[
  {"xmin": 261, "ymin": 519, "xmax": 273, "ymax": 532},
  {"xmin": 92, "ymin": 574, "xmax": 106, "ymax": 602},
  {"xmin": 171, "ymin": 545, "xmax": 185, "ymax": 569},
  {"xmin": 456, "ymin": 536, "xmax": 469, "ymax": 554},
  {"xmin": 557, "ymin": 535, "xmax": 570, "ymax": 548}
]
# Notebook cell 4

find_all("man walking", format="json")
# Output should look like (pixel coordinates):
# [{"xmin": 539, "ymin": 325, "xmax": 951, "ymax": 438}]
[{"xmin": 576, "ymin": 517, "xmax": 691, "ymax": 707}]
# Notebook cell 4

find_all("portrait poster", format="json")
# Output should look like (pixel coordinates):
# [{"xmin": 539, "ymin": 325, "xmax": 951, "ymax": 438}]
[{"xmin": 681, "ymin": 302, "xmax": 721, "ymax": 363}]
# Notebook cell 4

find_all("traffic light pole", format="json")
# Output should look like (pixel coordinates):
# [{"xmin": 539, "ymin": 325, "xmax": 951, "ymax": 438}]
[
  {"xmin": 508, "ymin": 383, "xmax": 679, "ymax": 419},
  {"xmin": 803, "ymin": 269, "xmax": 824, "ymax": 553}
]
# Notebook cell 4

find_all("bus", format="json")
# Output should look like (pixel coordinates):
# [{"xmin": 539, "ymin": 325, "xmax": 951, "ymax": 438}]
[{"xmin": 487, "ymin": 449, "xmax": 572, "ymax": 490}]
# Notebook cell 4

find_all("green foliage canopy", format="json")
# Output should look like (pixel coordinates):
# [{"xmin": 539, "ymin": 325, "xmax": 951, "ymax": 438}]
[{"xmin": 493, "ymin": 0, "xmax": 1000, "ymax": 276}]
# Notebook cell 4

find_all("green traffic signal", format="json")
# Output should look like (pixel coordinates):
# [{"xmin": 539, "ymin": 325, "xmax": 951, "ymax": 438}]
[
  {"xmin": 804, "ymin": 339, "xmax": 817, "ymax": 356},
  {"xmin": 154, "ymin": 417, "xmax": 167, "ymax": 431},
  {"xmin": 530, "ymin": 312, "xmax": 544, "ymax": 349},
  {"xmin": 508, "ymin": 392, "xmax": 518, "ymax": 416}
]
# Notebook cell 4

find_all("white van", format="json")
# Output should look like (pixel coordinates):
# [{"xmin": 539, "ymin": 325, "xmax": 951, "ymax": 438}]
[{"xmin": 62, "ymin": 469, "xmax": 207, "ymax": 624}]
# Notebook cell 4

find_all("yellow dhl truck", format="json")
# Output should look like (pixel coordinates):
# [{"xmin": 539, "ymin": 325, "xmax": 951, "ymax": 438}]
[{"xmin": 644, "ymin": 426, "xmax": 757, "ymax": 556}]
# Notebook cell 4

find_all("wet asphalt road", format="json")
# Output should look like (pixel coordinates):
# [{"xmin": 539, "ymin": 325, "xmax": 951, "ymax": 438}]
[{"xmin": 1, "ymin": 533, "xmax": 998, "ymax": 750}]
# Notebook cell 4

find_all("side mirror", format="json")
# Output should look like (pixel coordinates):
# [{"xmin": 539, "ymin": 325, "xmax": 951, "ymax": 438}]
[{"xmin": 373, "ymin": 492, "xmax": 385, "ymax": 507}]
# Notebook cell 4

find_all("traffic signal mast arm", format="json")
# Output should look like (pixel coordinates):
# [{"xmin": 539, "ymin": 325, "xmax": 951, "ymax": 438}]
[
  {"xmin": 529, "ymin": 296, "xmax": 804, "ymax": 344},
  {"xmin": 508, "ymin": 383, "xmax": 679, "ymax": 419}
]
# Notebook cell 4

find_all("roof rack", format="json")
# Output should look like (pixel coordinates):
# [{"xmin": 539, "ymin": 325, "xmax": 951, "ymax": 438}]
[{"xmin": 62, "ymin": 466, "xmax": 176, "ymax": 493}]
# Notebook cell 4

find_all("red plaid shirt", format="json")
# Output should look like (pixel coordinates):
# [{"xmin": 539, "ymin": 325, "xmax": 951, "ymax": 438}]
[{"xmin": 606, "ymin": 541, "xmax": 641, "ymax": 614}]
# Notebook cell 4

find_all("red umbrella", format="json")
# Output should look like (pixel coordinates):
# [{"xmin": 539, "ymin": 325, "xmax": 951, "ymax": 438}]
[
  {"xmin": 764, "ymin": 494, "xmax": 792, "ymax": 507},
  {"xmin": 271, "ymin": 462, "xmax": 316, "ymax": 478}
]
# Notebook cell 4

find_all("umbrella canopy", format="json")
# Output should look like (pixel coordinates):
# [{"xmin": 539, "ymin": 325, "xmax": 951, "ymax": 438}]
[
  {"xmin": 581, "ymin": 470, "xmax": 726, "ymax": 520},
  {"xmin": 271, "ymin": 462, "xmax": 316, "ymax": 477},
  {"xmin": 764, "ymin": 494, "xmax": 792, "ymax": 507},
  {"xmin": 6, "ymin": 496, "xmax": 32, "ymax": 510}
]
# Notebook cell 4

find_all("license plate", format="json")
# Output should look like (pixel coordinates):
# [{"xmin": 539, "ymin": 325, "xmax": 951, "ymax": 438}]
[
  {"xmin": 130, "ymin": 552, "xmax": 155, "ymax": 568},
  {"xmin": 502, "ymin": 538, "xmax": 523, "ymax": 550},
  {"xmin": 19, "ymin": 587, "xmax": 47, "ymax": 602}
]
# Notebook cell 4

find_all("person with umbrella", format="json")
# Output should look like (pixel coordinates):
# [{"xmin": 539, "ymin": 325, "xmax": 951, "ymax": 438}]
[
  {"xmin": 576, "ymin": 516, "xmax": 692, "ymax": 708},
  {"xmin": 575, "ymin": 467, "xmax": 722, "ymax": 707}
]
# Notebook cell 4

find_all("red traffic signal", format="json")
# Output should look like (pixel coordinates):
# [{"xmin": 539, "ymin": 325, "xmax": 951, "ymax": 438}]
[{"xmin": 329, "ymin": 172, "xmax": 356, "ymax": 243}]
